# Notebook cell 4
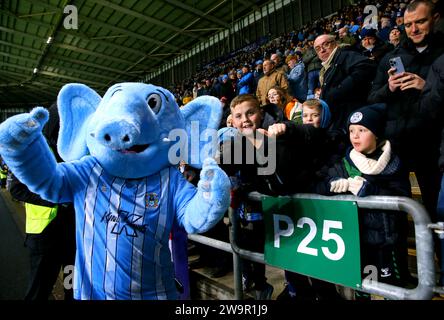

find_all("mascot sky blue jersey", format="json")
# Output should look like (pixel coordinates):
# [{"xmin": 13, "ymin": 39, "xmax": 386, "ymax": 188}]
[{"xmin": 0, "ymin": 83, "xmax": 231, "ymax": 300}]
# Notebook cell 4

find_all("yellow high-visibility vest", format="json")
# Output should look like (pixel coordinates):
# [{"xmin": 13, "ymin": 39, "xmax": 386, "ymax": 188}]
[
  {"xmin": 0, "ymin": 170, "xmax": 6, "ymax": 179},
  {"xmin": 24, "ymin": 203, "xmax": 58, "ymax": 234}
]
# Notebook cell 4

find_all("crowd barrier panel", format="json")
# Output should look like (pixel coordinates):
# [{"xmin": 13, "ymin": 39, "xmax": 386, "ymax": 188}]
[{"xmin": 188, "ymin": 192, "xmax": 440, "ymax": 300}]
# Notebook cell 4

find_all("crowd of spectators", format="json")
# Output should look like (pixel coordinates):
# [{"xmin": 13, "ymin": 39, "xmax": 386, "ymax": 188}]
[{"xmin": 176, "ymin": 0, "xmax": 444, "ymax": 301}]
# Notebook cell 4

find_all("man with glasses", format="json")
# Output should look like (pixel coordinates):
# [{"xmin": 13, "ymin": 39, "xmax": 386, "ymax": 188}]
[{"xmin": 314, "ymin": 34, "xmax": 376, "ymax": 132}]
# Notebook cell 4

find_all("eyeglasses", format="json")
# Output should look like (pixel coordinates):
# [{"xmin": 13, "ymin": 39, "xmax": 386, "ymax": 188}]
[
  {"xmin": 267, "ymin": 93, "xmax": 279, "ymax": 98},
  {"xmin": 314, "ymin": 40, "xmax": 335, "ymax": 52}
]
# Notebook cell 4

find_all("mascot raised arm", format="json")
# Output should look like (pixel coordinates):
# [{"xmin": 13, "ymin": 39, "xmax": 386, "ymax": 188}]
[{"xmin": 0, "ymin": 83, "xmax": 231, "ymax": 300}]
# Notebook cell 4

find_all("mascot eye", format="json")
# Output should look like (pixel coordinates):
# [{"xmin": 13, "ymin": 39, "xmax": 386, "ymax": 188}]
[{"xmin": 147, "ymin": 93, "xmax": 162, "ymax": 114}]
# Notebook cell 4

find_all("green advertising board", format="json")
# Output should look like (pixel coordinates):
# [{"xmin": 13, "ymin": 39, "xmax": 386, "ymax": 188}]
[{"xmin": 263, "ymin": 196, "xmax": 362, "ymax": 289}]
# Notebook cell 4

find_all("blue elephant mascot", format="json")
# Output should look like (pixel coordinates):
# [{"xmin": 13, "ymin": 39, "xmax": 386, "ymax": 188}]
[{"xmin": 0, "ymin": 83, "xmax": 231, "ymax": 300}]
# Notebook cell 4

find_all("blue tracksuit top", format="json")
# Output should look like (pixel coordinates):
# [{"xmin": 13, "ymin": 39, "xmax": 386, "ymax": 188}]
[{"xmin": 55, "ymin": 156, "xmax": 196, "ymax": 300}]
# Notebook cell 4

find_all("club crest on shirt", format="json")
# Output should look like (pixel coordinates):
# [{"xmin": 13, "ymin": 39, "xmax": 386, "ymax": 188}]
[{"xmin": 145, "ymin": 192, "xmax": 159, "ymax": 208}]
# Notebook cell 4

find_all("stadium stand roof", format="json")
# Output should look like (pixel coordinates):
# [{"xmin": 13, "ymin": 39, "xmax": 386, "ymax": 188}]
[{"xmin": 0, "ymin": 0, "xmax": 268, "ymax": 109}]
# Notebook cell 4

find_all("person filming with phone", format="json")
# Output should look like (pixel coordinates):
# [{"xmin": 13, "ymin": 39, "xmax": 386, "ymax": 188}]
[
  {"xmin": 387, "ymin": 56, "xmax": 426, "ymax": 92},
  {"xmin": 368, "ymin": 1, "xmax": 444, "ymax": 286}
]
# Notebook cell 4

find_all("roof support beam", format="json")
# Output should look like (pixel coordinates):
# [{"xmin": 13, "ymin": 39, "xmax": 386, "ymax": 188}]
[
  {"xmin": 234, "ymin": 0, "xmax": 260, "ymax": 11},
  {"xmin": 53, "ymin": 43, "xmax": 136, "ymax": 66},
  {"xmin": 0, "ymin": 61, "xmax": 112, "ymax": 86},
  {"xmin": 0, "ymin": 8, "xmax": 150, "ymax": 58},
  {"xmin": 45, "ymin": 54, "xmax": 130, "ymax": 75},
  {"xmin": 0, "ymin": 73, "xmax": 25, "ymax": 84},
  {"xmin": 142, "ymin": 0, "xmax": 228, "ymax": 62},
  {"xmin": 22, "ymin": 76, "xmax": 74, "ymax": 90},
  {"xmin": 0, "ymin": 69, "xmax": 32, "ymax": 80},
  {"xmin": 78, "ymin": 16, "xmax": 181, "ymax": 52},
  {"xmin": 20, "ymin": 0, "xmax": 182, "ymax": 52},
  {"xmin": 163, "ymin": 0, "xmax": 230, "ymax": 28},
  {"xmin": 0, "ymin": 52, "xmax": 37, "ymax": 65},
  {"xmin": 28, "ymin": 0, "xmax": 71, "ymax": 83},
  {"xmin": 0, "ymin": 49, "xmax": 128, "ymax": 81},
  {"xmin": 0, "ymin": 26, "xmax": 48, "ymax": 43},
  {"xmin": 0, "ymin": 43, "xmax": 135, "ymax": 76},
  {"xmin": 0, "ymin": 40, "xmax": 42, "ymax": 55},
  {"xmin": 39, "ymin": 70, "xmax": 104, "ymax": 86},
  {"xmin": 0, "ymin": 62, "xmax": 34, "ymax": 74},
  {"xmin": 46, "ymin": 64, "xmax": 127, "ymax": 82},
  {"xmin": 91, "ymin": 0, "xmax": 203, "ymax": 40},
  {"xmin": 105, "ymin": 0, "xmax": 229, "ymax": 86}
]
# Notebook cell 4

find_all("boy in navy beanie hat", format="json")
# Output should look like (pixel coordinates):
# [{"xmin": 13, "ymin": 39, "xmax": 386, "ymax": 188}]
[
  {"xmin": 347, "ymin": 103, "xmax": 386, "ymax": 139},
  {"xmin": 315, "ymin": 102, "xmax": 410, "ymax": 298}
]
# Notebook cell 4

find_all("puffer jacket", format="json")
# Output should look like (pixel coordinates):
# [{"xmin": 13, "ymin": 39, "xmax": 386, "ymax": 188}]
[{"xmin": 315, "ymin": 142, "xmax": 411, "ymax": 245}]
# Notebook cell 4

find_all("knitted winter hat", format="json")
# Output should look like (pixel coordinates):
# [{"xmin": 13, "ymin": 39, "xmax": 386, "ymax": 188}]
[
  {"xmin": 359, "ymin": 27, "xmax": 377, "ymax": 39},
  {"xmin": 347, "ymin": 103, "xmax": 387, "ymax": 138}
]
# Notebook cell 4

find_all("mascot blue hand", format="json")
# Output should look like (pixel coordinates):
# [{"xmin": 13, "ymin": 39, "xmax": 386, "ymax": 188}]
[
  {"xmin": 198, "ymin": 158, "xmax": 231, "ymax": 206},
  {"xmin": 0, "ymin": 107, "xmax": 48, "ymax": 153},
  {"xmin": 182, "ymin": 157, "xmax": 231, "ymax": 234}
]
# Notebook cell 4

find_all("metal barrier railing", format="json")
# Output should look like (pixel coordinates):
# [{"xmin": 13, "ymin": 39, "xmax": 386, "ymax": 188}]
[{"xmin": 188, "ymin": 192, "xmax": 440, "ymax": 300}]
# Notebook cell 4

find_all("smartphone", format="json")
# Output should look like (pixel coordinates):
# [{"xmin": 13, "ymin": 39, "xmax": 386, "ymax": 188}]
[{"xmin": 389, "ymin": 57, "xmax": 405, "ymax": 74}]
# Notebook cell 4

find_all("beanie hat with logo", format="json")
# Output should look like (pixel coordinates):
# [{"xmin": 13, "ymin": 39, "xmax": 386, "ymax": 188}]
[{"xmin": 347, "ymin": 103, "xmax": 387, "ymax": 138}]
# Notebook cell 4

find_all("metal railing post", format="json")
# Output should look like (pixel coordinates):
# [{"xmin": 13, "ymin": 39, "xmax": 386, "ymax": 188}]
[
  {"xmin": 188, "ymin": 193, "xmax": 438, "ymax": 300},
  {"xmin": 248, "ymin": 192, "xmax": 437, "ymax": 300},
  {"xmin": 228, "ymin": 206, "xmax": 243, "ymax": 300},
  {"xmin": 359, "ymin": 196, "xmax": 436, "ymax": 300}
]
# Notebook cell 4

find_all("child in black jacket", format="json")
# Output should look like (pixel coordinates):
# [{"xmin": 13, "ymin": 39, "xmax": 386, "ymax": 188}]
[
  {"xmin": 218, "ymin": 94, "xmax": 324, "ymax": 299},
  {"xmin": 316, "ymin": 104, "xmax": 411, "ymax": 296}
]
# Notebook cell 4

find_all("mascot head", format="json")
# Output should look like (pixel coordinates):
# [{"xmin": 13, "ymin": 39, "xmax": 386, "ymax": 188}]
[{"xmin": 57, "ymin": 83, "xmax": 222, "ymax": 178}]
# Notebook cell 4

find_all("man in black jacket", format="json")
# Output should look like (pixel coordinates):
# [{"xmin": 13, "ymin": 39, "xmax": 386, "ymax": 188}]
[
  {"xmin": 368, "ymin": 0, "xmax": 444, "ymax": 230},
  {"xmin": 314, "ymin": 34, "xmax": 376, "ymax": 132},
  {"xmin": 9, "ymin": 103, "xmax": 76, "ymax": 300},
  {"xmin": 419, "ymin": 52, "xmax": 444, "ymax": 286}
]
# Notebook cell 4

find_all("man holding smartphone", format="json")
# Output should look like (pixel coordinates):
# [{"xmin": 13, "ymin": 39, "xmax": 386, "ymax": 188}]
[{"xmin": 368, "ymin": 0, "xmax": 444, "ymax": 287}]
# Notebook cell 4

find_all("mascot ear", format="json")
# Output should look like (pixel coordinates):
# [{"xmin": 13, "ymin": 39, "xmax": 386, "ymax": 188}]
[
  {"xmin": 180, "ymin": 96, "xmax": 222, "ymax": 169},
  {"xmin": 57, "ymin": 83, "xmax": 102, "ymax": 161}
]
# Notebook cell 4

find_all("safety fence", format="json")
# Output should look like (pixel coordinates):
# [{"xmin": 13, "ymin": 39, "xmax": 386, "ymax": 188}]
[{"xmin": 188, "ymin": 192, "xmax": 444, "ymax": 300}]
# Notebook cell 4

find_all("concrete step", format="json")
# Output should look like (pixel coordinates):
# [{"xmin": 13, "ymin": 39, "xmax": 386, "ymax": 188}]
[{"xmin": 188, "ymin": 254, "xmax": 285, "ymax": 300}]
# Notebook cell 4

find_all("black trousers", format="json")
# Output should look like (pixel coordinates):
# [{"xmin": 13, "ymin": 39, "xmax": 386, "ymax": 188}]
[
  {"xmin": 24, "ymin": 209, "xmax": 75, "ymax": 301},
  {"xmin": 284, "ymin": 271, "xmax": 342, "ymax": 301},
  {"xmin": 238, "ymin": 220, "xmax": 267, "ymax": 290}
]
